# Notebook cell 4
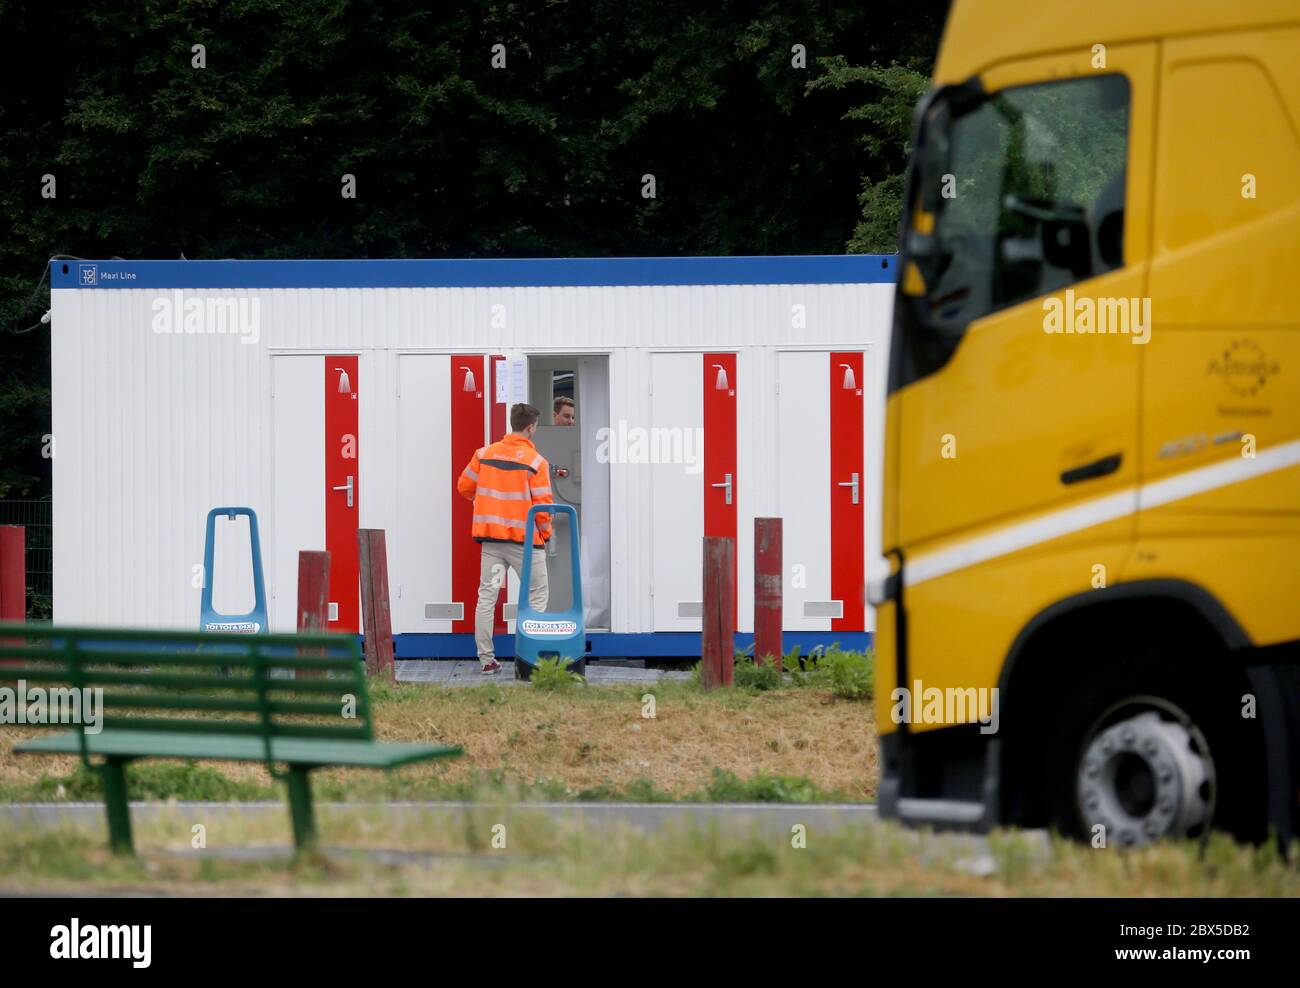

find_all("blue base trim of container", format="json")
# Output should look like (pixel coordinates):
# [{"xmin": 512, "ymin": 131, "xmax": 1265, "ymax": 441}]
[{"xmin": 393, "ymin": 631, "xmax": 872, "ymax": 660}]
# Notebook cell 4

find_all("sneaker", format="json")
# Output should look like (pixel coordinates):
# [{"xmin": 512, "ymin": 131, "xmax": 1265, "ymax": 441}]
[{"xmin": 480, "ymin": 659, "xmax": 503, "ymax": 675}]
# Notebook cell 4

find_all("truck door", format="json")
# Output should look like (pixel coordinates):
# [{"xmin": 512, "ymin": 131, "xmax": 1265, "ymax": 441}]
[
  {"xmin": 888, "ymin": 45, "xmax": 1157, "ymax": 693},
  {"xmin": 1135, "ymin": 32, "xmax": 1300, "ymax": 612}
]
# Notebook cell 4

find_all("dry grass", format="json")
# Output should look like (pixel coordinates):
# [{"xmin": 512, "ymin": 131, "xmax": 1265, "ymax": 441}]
[{"xmin": 0, "ymin": 679, "xmax": 878, "ymax": 801}]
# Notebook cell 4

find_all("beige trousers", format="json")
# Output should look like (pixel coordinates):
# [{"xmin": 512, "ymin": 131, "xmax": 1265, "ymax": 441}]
[{"xmin": 476, "ymin": 540, "xmax": 548, "ymax": 663}]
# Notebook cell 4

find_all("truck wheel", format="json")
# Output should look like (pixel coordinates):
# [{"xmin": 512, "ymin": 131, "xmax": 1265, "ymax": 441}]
[
  {"xmin": 1074, "ymin": 697, "xmax": 1215, "ymax": 847},
  {"xmin": 1045, "ymin": 654, "xmax": 1270, "ymax": 847}
]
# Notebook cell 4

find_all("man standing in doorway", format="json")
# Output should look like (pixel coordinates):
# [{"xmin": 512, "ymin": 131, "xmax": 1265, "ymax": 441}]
[
  {"xmin": 457, "ymin": 403, "xmax": 553, "ymax": 674},
  {"xmin": 553, "ymin": 395, "xmax": 576, "ymax": 426}
]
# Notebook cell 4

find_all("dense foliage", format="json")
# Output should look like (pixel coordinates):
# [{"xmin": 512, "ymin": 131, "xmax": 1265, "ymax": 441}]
[{"xmin": 0, "ymin": 0, "xmax": 945, "ymax": 497}]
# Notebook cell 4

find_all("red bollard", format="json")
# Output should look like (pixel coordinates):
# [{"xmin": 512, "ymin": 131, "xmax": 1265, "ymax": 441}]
[
  {"xmin": 0, "ymin": 526, "xmax": 25, "ymax": 667},
  {"xmin": 701, "ymin": 536, "xmax": 735, "ymax": 689},
  {"xmin": 0, "ymin": 526, "xmax": 24, "ymax": 624},
  {"xmin": 296, "ymin": 550, "xmax": 331, "ymax": 677},
  {"xmin": 358, "ymin": 529, "xmax": 395, "ymax": 679},
  {"xmin": 754, "ymin": 518, "xmax": 782, "ymax": 671},
  {"xmin": 296, "ymin": 551, "xmax": 331, "ymax": 633}
]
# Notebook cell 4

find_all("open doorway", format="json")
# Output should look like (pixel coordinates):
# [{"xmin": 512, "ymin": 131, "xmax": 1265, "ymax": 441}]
[{"xmin": 527, "ymin": 355, "xmax": 610, "ymax": 630}]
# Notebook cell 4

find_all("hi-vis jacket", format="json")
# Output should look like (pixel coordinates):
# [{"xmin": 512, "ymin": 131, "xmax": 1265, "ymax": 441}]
[{"xmin": 457, "ymin": 433, "xmax": 553, "ymax": 546}]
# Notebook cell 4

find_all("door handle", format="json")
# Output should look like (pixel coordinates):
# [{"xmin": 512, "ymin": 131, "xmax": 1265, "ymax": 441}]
[
  {"xmin": 836, "ymin": 472, "xmax": 860, "ymax": 505},
  {"xmin": 332, "ymin": 475, "xmax": 355, "ymax": 508},
  {"xmin": 710, "ymin": 472, "xmax": 733, "ymax": 506},
  {"xmin": 1061, "ymin": 455, "xmax": 1121, "ymax": 485}
]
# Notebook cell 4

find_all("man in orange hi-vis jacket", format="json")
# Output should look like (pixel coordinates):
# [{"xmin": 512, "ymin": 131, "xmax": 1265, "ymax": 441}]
[{"xmin": 457, "ymin": 402, "xmax": 553, "ymax": 674}]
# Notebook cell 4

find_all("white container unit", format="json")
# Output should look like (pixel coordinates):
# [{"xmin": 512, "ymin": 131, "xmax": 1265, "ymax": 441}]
[{"xmin": 49, "ymin": 256, "xmax": 896, "ymax": 658}]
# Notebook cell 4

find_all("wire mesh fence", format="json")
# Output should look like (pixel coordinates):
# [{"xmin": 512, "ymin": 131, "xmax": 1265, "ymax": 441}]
[{"xmin": 0, "ymin": 498, "xmax": 52, "ymax": 620}]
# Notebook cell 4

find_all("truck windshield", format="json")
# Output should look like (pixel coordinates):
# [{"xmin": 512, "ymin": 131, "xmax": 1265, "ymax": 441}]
[{"xmin": 895, "ymin": 73, "xmax": 1130, "ymax": 382}]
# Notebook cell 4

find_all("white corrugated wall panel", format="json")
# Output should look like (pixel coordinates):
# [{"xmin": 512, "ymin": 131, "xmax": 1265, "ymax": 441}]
[
  {"xmin": 53, "ymin": 288, "xmax": 276, "ymax": 628},
  {"xmin": 247, "ymin": 283, "xmax": 889, "ymax": 352},
  {"xmin": 53, "ymin": 278, "xmax": 892, "ymax": 635}
]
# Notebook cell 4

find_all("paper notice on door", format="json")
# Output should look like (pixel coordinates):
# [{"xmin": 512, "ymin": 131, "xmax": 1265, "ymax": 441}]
[
  {"xmin": 495, "ymin": 363, "xmax": 509, "ymax": 404},
  {"xmin": 499, "ymin": 356, "xmax": 527, "ymax": 405}
]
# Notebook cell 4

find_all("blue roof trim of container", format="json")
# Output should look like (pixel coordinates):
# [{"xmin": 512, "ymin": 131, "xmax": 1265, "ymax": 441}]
[{"xmin": 50, "ymin": 255, "xmax": 898, "ymax": 290}]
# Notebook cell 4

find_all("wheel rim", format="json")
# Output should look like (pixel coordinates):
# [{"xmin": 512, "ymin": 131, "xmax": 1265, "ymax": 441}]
[{"xmin": 1075, "ymin": 697, "xmax": 1215, "ymax": 847}]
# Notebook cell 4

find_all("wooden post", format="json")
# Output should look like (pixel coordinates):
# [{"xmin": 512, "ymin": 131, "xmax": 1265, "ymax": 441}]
[
  {"xmin": 295, "ymin": 551, "xmax": 330, "ymax": 677},
  {"xmin": 357, "ymin": 529, "xmax": 395, "ymax": 679},
  {"xmin": 754, "ymin": 517, "xmax": 782, "ymax": 672},
  {"xmin": 296, "ymin": 551, "xmax": 330, "ymax": 632},
  {"xmin": 0, "ymin": 526, "xmax": 24, "ymax": 666},
  {"xmin": 701, "ymin": 536, "xmax": 735, "ymax": 689}
]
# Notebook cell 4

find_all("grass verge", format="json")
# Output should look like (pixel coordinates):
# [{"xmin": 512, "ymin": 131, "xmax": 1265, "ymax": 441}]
[
  {"xmin": 0, "ymin": 676, "xmax": 877, "ymax": 803},
  {"xmin": 0, "ymin": 807, "xmax": 1293, "ymax": 897}
]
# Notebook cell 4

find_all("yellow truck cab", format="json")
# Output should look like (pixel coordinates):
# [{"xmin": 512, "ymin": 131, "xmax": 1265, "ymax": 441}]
[{"xmin": 875, "ymin": 0, "xmax": 1300, "ymax": 846}]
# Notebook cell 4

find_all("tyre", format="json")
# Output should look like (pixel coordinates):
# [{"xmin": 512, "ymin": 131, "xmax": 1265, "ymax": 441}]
[
  {"xmin": 1047, "ymin": 655, "xmax": 1267, "ymax": 846},
  {"xmin": 1074, "ymin": 698, "xmax": 1215, "ymax": 847}
]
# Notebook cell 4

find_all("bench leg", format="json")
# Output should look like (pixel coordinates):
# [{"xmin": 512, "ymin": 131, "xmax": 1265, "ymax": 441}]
[
  {"xmin": 99, "ymin": 759, "xmax": 134, "ymax": 856},
  {"xmin": 284, "ymin": 767, "xmax": 317, "ymax": 851}
]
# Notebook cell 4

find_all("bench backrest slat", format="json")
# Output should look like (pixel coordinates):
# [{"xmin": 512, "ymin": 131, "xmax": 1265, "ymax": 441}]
[
  {"xmin": 98, "ymin": 716, "xmax": 269, "ymax": 737},
  {"xmin": 0, "ymin": 624, "xmax": 374, "ymax": 758}
]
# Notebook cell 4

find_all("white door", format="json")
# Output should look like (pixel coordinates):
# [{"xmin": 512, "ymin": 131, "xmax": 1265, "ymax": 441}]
[
  {"xmin": 776, "ymin": 351, "xmax": 832, "ymax": 631},
  {"xmin": 395, "ymin": 354, "xmax": 454, "ymax": 632},
  {"xmin": 650, "ymin": 352, "xmax": 705, "ymax": 630},
  {"xmin": 270, "ymin": 355, "xmax": 325, "ymax": 631}
]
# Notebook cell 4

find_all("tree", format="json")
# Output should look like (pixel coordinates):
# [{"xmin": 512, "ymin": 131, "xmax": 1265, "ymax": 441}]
[
  {"xmin": 808, "ymin": 58, "xmax": 931, "ymax": 254},
  {"xmin": 0, "ymin": 0, "xmax": 947, "ymax": 499}
]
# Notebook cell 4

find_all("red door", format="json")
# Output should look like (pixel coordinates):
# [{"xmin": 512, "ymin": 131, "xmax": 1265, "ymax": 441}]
[
  {"xmin": 325, "ymin": 355, "xmax": 359, "ymax": 632},
  {"xmin": 449, "ymin": 355, "xmax": 508, "ymax": 640},
  {"xmin": 487, "ymin": 355, "xmax": 506, "ymax": 634},
  {"xmin": 829, "ymin": 351, "xmax": 865, "ymax": 632},
  {"xmin": 703, "ymin": 352, "xmax": 738, "ymax": 624}
]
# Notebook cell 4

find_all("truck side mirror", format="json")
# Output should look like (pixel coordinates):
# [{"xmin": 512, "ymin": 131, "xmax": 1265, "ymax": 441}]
[{"xmin": 1042, "ymin": 216, "xmax": 1093, "ymax": 279}]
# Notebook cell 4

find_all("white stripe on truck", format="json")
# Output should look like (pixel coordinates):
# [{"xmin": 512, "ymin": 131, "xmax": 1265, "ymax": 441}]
[{"xmin": 903, "ymin": 438, "xmax": 1300, "ymax": 588}]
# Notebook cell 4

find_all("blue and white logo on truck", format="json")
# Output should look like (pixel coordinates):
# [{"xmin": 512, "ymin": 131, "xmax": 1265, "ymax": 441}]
[{"xmin": 519, "ymin": 618, "xmax": 578, "ymax": 636}]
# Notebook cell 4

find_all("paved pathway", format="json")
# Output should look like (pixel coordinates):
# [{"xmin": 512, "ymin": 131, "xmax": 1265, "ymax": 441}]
[
  {"xmin": 0, "ymin": 802, "xmax": 1048, "ymax": 875},
  {"xmin": 5, "ymin": 800, "xmax": 878, "ymax": 837},
  {"xmin": 2, "ymin": 799, "xmax": 877, "ymax": 835}
]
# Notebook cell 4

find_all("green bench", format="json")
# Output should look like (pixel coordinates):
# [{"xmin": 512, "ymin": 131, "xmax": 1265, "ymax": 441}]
[{"xmin": 1, "ymin": 624, "xmax": 461, "ymax": 854}]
